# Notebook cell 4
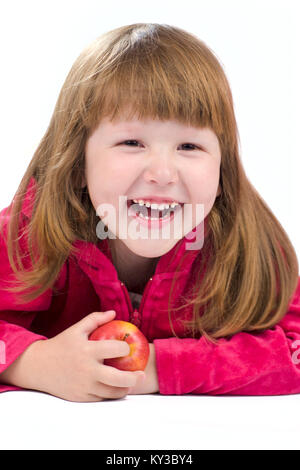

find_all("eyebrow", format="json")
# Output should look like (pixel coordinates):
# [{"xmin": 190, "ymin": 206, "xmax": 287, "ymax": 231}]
[
  {"xmin": 112, "ymin": 122, "xmax": 144, "ymax": 131},
  {"xmin": 113, "ymin": 122, "xmax": 209, "ymax": 137}
]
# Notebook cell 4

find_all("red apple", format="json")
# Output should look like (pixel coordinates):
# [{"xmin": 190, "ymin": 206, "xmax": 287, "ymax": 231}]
[{"xmin": 89, "ymin": 320, "xmax": 150, "ymax": 371}]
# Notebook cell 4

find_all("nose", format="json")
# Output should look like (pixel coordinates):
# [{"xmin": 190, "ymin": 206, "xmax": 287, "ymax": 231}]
[{"xmin": 143, "ymin": 149, "xmax": 179, "ymax": 185}]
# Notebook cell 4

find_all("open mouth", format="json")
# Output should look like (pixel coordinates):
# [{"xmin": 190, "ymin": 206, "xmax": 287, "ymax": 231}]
[{"xmin": 127, "ymin": 199, "xmax": 183, "ymax": 220}]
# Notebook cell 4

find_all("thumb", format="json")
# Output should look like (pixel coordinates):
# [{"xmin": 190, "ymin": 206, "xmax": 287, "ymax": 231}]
[{"xmin": 78, "ymin": 310, "xmax": 116, "ymax": 337}]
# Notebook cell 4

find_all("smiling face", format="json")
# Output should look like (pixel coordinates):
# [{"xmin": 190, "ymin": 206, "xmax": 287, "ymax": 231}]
[{"xmin": 84, "ymin": 113, "xmax": 221, "ymax": 259}]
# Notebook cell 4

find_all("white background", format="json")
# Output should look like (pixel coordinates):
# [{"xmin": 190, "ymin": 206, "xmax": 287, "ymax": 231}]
[
  {"xmin": 0, "ymin": 0, "xmax": 299, "ymax": 260},
  {"xmin": 0, "ymin": 0, "xmax": 299, "ymax": 450}
]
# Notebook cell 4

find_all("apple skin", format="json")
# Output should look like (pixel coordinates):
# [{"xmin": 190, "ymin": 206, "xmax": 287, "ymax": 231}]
[{"xmin": 89, "ymin": 320, "xmax": 150, "ymax": 371}]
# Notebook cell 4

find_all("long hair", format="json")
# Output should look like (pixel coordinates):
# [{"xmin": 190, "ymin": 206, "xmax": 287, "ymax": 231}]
[{"xmin": 0, "ymin": 23, "xmax": 298, "ymax": 343}]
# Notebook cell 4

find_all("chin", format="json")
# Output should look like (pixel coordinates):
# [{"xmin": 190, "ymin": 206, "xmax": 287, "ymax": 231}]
[{"xmin": 121, "ymin": 237, "xmax": 180, "ymax": 258}]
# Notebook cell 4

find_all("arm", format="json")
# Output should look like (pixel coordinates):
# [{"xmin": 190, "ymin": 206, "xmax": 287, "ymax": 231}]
[
  {"xmin": 1, "ymin": 310, "xmax": 146, "ymax": 402},
  {"xmin": 0, "ymin": 337, "xmax": 46, "ymax": 389},
  {"xmin": 0, "ymin": 209, "xmax": 50, "ymax": 392},
  {"xmin": 0, "ymin": 317, "xmax": 48, "ymax": 392},
  {"xmin": 152, "ymin": 278, "xmax": 300, "ymax": 396}
]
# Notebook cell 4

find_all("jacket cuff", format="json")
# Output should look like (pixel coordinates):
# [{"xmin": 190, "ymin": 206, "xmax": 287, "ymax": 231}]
[{"xmin": 153, "ymin": 338, "xmax": 181, "ymax": 395}]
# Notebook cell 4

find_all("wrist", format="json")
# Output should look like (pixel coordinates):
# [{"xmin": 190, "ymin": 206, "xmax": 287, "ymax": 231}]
[{"xmin": 150, "ymin": 343, "xmax": 159, "ymax": 393}]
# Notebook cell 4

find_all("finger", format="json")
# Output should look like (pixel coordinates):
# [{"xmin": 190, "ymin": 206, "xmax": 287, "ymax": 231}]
[
  {"xmin": 97, "ymin": 363, "xmax": 145, "ymax": 388},
  {"xmin": 79, "ymin": 310, "xmax": 116, "ymax": 336},
  {"xmin": 86, "ymin": 394, "xmax": 105, "ymax": 402},
  {"xmin": 91, "ymin": 339, "xmax": 130, "ymax": 359},
  {"xmin": 90, "ymin": 382, "xmax": 130, "ymax": 400},
  {"xmin": 76, "ymin": 394, "xmax": 104, "ymax": 403}
]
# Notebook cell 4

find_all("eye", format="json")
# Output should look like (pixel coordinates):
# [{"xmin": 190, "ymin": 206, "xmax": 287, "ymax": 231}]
[
  {"xmin": 119, "ymin": 140, "xmax": 201, "ymax": 150},
  {"xmin": 120, "ymin": 140, "xmax": 142, "ymax": 147},
  {"xmin": 179, "ymin": 143, "xmax": 200, "ymax": 151}
]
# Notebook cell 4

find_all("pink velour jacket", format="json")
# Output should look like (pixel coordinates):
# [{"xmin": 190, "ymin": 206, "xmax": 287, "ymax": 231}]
[{"xmin": 0, "ymin": 177, "xmax": 300, "ymax": 396}]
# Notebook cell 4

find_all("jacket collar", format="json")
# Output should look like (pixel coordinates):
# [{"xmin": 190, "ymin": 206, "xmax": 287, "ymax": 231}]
[{"xmin": 21, "ymin": 177, "xmax": 208, "ymax": 280}]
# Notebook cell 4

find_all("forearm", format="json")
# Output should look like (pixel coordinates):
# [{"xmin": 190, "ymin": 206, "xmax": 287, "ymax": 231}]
[{"xmin": 0, "ymin": 340, "xmax": 46, "ymax": 390}]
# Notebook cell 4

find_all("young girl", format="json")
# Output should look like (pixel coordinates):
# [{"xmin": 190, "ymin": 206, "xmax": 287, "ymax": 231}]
[{"xmin": 0, "ymin": 23, "xmax": 299, "ymax": 402}]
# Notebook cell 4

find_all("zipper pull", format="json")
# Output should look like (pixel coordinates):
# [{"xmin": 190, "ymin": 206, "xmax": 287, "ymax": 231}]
[{"xmin": 131, "ymin": 309, "xmax": 141, "ymax": 328}]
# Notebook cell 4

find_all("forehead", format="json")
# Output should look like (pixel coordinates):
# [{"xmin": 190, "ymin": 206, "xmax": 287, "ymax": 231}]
[{"xmin": 98, "ymin": 114, "xmax": 216, "ymax": 138}]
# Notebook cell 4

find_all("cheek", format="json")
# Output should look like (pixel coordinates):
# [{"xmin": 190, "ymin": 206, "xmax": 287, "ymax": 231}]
[
  {"xmin": 85, "ymin": 165, "xmax": 110, "ymax": 211},
  {"xmin": 88, "ymin": 151, "xmax": 131, "ymax": 183},
  {"xmin": 85, "ymin": 154, "xmax": 130, "ymax": 211},
  {"xmin": 191, "ymin": 166, "xmax": 220, "ymax": 203}
]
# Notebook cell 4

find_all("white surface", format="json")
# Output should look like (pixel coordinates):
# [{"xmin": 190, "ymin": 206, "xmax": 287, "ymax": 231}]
[{"xmin": 1, "ymin": 391, "xmax": 300, "ymax": 450}]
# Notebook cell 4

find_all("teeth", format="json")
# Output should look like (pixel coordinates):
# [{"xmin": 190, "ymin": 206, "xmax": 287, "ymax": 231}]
[{"xmin": 133, "ymin": 199, "xmax": 179, "ymax": 210}]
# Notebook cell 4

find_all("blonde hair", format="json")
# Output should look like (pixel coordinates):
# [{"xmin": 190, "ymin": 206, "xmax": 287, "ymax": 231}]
[{"xmin": 0, "ymin": 23, "xmax": 298, "ymax": 344}]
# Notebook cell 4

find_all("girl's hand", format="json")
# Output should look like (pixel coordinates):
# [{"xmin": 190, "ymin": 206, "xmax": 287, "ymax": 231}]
[
  {"xmin": 128, "ymin": 343, "xmax": 159, "ymax": 395},
  {"xmin": 5, "ymin": 310, "xmax": 145, "ymax": 402}
]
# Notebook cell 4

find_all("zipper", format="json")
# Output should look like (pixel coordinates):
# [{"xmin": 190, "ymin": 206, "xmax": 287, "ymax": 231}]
[
  {"xmin": 120, "ymin": 282, "xmax": 134, "ymax": 314},
  {"xmin": 120, "ymin": 278, "xmax": 153, "ymax": 328},
  {"xmin": 138, "ymin": 278, "xmax": 153, "ymax": 316}
]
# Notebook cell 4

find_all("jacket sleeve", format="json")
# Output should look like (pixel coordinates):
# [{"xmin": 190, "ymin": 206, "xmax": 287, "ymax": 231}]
[
  {"xmin": 153, "ymin": 277, "xmax": 300, "ymax": 396},
  {"xmin": 0, "ymin": 208, "xmax": 50, "ymax": 393}
]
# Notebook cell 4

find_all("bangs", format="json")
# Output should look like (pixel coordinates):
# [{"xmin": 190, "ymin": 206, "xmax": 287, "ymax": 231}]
[{"xmin": 83, "ymin": 26, "xmax": 225, "ymax": 135}]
